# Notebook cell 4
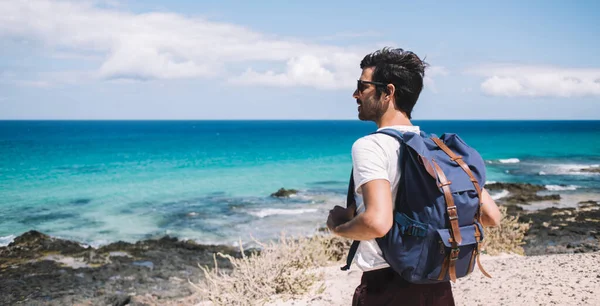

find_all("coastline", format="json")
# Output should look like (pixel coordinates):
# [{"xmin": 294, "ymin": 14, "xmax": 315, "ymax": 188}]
[{"xmin": 1, "ymin": 182, "xmax": 599, "ymax": 305}]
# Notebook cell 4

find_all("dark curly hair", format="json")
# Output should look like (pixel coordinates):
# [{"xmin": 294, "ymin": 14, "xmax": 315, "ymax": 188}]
[{"xmin": 360, "ymin": 48, "xmax": 428, "ymax": 119}]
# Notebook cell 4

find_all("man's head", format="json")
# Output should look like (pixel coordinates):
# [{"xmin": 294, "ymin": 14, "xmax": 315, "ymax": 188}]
[{"xmin": 353, "ymin": 48, "xmax": 427, "ymax": 122}]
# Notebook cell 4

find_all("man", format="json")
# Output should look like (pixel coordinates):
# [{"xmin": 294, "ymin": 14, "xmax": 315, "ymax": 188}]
[{"xmin": 326, "ymin": 48, "xmax": 501, "ymax": 306}]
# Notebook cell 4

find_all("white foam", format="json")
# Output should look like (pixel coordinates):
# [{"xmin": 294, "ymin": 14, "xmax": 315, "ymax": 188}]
[
  {"xmin": 84, "ymin": 239, "xmax": 112, "ymax": 248},
  {"xmin": 0, "ymin": 235, "xmax": 16, "ymax": 247},
  {"xmin": 491, "ymin": 190, "xmax": 510, "ymax": 200},
  {"xmin": 545, "ymin": 185, "xmax": 579, "ymax": 191},
  {"xmin": 485, "ymin": 181, "xmax": 497, "ymax": 185},
  {"xmin": 498, "ymin": 158, "xmax": 520, "ymax": 164},
  {"xmin": 248, "ymin": 208, "xmax": 318, "ymax": 218},
  {"xmin": 551, "ymin": 164, "xmax": 600, "ymax": 175}
]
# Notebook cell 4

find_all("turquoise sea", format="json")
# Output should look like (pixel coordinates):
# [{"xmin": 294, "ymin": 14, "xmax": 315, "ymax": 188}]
[{"xmin": 1, "ymin": 120, "xmax": 599, "ymax": 247}]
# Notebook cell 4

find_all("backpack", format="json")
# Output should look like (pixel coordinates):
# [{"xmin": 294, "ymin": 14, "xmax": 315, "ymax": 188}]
[{"xmin": 341, "ymin": 129, "xmax": 491, "ymax": 284}]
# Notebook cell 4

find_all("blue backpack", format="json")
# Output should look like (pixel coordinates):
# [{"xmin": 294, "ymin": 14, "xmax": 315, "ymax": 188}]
[{"xmin": 341, "ymin": 129, "xmax": 491, "ymax": 284}]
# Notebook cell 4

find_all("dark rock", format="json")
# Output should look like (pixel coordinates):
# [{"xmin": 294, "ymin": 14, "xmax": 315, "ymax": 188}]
[
  {"xmin": 578, "ymin": 200, "xmax": 599, "ymax": 209},
  {"xmin": 70, "ymin": 198, "xmax": 92, "ymax": 205},
  {"xmin": 0, "ymin": 232, "xmax": 246, "ymax": 306},
  {"xmin": 270, "ymin": 188, "xmax": 298, "ymax": 198},
  {"xmin": 1, "ymin": 230, "xmax": 88, "ymax": 262},
  {"xmin": 486, "ymin": 182, "xmax": 560, "ymax": 205},
  {"xmin": 515, "ymin": 204, "xmax": 600, "ymax": 256},
  {"xmin": 106, "ymin": 294, "xmax": 131, "ymax": 306},
  {"xmin": 579, "ymin": 167, "xmax": 600, "ymax": 173},
  {"xmin": 486, "ymin": 182, "xmax": 545, "ymax": 193},
  {"xmin": 503, "ymin": 194, "xmax": 561, "ymax": 205},
  {"xmin": 504, "ymin": 204, "xmax": 524, "ymax": 216}
]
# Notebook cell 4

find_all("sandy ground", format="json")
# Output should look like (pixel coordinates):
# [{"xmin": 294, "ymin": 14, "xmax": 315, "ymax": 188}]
[{"xmin": 268, "ymin": 252, "xmax": 600, "ymax": 306}]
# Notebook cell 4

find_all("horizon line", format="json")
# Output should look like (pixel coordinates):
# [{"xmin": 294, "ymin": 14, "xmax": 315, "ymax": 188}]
[{"xmin": 2, "ymin": 118, "xmax": 600, "ymax": 121}]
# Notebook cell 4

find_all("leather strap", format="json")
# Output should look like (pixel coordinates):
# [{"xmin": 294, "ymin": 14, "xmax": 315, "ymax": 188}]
[
  {"xmin": 474, "ymin": 224, "xmax": 491, "ymax": 278},
  {"xmin": 431, "ymin": 137, "xmax": 483, "ymax": 224},
  {"xmin": 431, "ymin": 159, "xmax": 461, "ymax": 283},
  {"xmin": 467, "ymin": 249, "xmax": 477, "ymax": 275},
  {"xmin": 448, "ymin": 247, "xmax": 459, "ymax": 283},
  {"xmin": 431, "ymin": 160, "xmax": 462, "ymax": 245},
  {"xmin": 437, "ymin": 255, "xmax": 450, "ymax": 281},
  {"xmin": 432, "ymin": 137, "xmax": 492, "ymax": 279},
  {"xmin": 467, "ymin": 225, "xmax": 481, "ymax": 275},
  {"xmin": 477, "ymin": 250, "xmax": 491, "ymax": 278}
]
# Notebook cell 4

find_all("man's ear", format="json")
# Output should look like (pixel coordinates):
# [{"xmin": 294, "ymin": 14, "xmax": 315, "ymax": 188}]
[{"xmin": 386, "ymin": 84, "xmax": 395, "ymax": 99}]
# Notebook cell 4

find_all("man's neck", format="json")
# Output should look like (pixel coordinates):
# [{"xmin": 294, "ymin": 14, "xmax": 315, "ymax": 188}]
[{"xmin": 376, "ymin": 111, "xmax": 412, "ymax": 128}]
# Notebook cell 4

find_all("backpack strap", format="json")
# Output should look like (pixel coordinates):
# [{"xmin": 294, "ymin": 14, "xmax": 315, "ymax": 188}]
[
  {"xmin": 431, "ymin": 137, "xmax": 492, "ymax": 279},
  {"xmin": 341, "ymin": 171, "xmax": 360, "ymax": 271},
  {"xmin": 431, "ymin": 159, "xmax": 462, "ymax": 282},
  {"xmin": 430, "ymin": 137, "xmax": 483, "ymax": 224},
  {"xmin": 346, "ymin": 170, "xmax": 356, "ymax": 213}
]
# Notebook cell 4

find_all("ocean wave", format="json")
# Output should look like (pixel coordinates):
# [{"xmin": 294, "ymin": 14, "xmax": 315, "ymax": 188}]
[
  {"xmin": 0, "ymin": 235, "xmax": 16, "ymax": 247},
  {"xmin": 551, "ymin": 164, "xmax": 600, "ymax": 175},
  {"xmin": 527, "ymin": 163, "xmax": 600, "ymax": 176},
  {"xmin": 545, "ymin": 185, "xmax": 579, "ymax": 191},
  {"xmin": 247, "ymin": 208, "xmax": 318, "ymax": 218},
  {"xmin": 498, "ymin": 158, "xmax": 520, "ymax": 164},
  {"xmin": 491, "ymin": 190, "xmax": 510, "ymax": 201}
]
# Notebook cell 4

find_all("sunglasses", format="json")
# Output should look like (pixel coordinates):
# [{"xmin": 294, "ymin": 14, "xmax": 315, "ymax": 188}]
[{"xmin": 357, "ymin": 80, "xmax": 387, "ymax": 92}]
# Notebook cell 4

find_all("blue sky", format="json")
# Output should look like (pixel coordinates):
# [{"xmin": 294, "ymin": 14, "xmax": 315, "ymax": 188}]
[{"xmin": 1, "ymin": 0, "xmax": 599, "ymax": 119}]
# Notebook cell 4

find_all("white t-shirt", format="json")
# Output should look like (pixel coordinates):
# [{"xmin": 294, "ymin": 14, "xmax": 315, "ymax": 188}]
[{"xmin": 351, "ymin": 125, "xmax": 421, "ymax": 271}]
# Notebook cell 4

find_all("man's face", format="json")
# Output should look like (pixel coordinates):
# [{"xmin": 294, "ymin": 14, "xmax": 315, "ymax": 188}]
[{"xmin": 353, "ymin": 67, "xmax": 388, "ymax": 122}]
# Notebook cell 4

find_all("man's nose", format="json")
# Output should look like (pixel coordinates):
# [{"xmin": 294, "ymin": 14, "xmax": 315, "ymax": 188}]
[{"xmin": 352, "ymin": 89, "xmax": 359, "ymax": 98}]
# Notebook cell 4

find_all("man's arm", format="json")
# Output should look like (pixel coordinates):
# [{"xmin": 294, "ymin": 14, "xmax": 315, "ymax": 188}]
[
  {"xmin": 330, "ymin": 179, "xmax": 393, "ymax": 240},
  {"xmin": 480, "ymin": 188, "xmax": 501, "ymax": 227}
]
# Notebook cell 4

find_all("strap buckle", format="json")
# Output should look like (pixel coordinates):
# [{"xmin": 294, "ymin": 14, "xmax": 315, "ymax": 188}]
[
  {"xmin": 450, "ymin": 247, "xmax": 460, "ymax": 261},
  {"xmin": 451, "ymin": 155, "xmax": 463, "ymax": 161},
  {"xmin": 438, "ymin": 181, "xmax": 452, "ymax": 188},
  {"xmin": 446, "ymin": 206, "xmax": 458, "ymax": 220}
]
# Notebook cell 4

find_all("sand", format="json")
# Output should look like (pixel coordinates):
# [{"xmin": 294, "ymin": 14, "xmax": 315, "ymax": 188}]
[{"xmin": 268, "ymin": 252, "xmax": 600, "ymax": 306}]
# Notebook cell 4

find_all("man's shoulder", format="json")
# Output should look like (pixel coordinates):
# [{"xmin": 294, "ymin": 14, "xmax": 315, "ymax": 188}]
[{"xmin": 352, "ymin": 133, "xmax": 401, "ymax": 152}]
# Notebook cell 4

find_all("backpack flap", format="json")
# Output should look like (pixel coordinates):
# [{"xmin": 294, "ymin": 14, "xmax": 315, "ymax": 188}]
[
  {"xmin": 436, "ymin": 222, "xmax": 484, "ymax": 247},
  {"xmin": 428, "ymin": 222, "xmax": 484, "ymax": 282}
]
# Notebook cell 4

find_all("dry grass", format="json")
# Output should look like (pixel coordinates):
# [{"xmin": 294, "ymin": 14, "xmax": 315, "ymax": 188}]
[
  {"xmin": 191, "ymin": 233, "xmax": 351, "ymax": 306},
  {"xmin": 481, "ymin": 206, "xmax": 531, "ymax": 255},
  {"xmin": 191, "ymin": 208, "xmax": 529, "ymax": 305}
]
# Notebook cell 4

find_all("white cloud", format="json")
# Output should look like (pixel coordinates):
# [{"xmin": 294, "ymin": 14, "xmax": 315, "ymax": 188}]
[
  {"xmin": 424, "ymin": 66, "xmax": 449, "ymax": 93},
  {"xmin": 468, "ymin": 64, "xmax": 600, "ymax": 97},
  {"xmin": 0, "ymin": 0, "xmax": 364, "ymax": 89},
  {"xmin": 231, "ymin": 54, "xmax": 360, "ymax": 89},
  {"xmin": 0, "ymin": 70, "xmax": 94, "ymax": 88},
  {"xmin": 0, "ymin": 0, "xmax": 441, "ymax": 91},
  {"xmin": 427, "ymin": 66, "xmax": 450, "ymax": 77}
]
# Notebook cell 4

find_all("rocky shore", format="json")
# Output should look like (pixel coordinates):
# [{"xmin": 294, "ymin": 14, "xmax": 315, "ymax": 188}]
[
  {"xmin": 1, "ymin": 183, "xmax": 599, "ymax": 305},
  {"xmin": 486, "ymin": 182, "xmax": 600, "ymax": 255},
  {"xmin": 0, "ymin": 231, "xmax": 246, "ymax": 305}
]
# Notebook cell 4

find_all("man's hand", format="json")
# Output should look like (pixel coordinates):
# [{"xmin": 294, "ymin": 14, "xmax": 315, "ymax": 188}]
[{"xmin": 326, "ymin": 205, "xmax": 354, "ymax": 233}]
